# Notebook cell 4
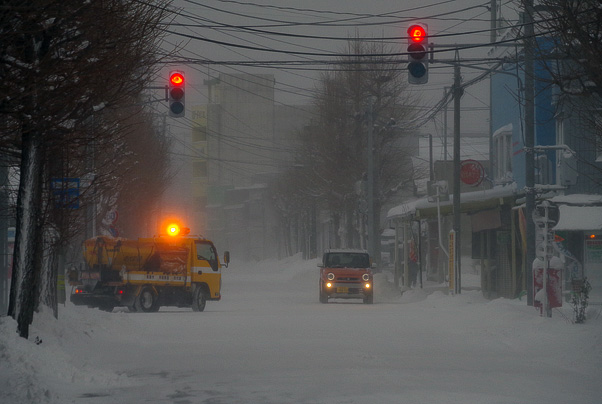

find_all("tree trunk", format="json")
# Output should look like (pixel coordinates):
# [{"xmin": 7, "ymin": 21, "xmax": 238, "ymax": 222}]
[
  {"xmin": 344, "ymin": 200, "xmax": 358, "ymax": 249},
  {"xmin": 8, "ymin": 128, "xmax": 44, "ymax": 339},
  {"xmin": 373, "ymin": 198, "xmax": 382, "ymax": 269},
  {"xmin": 40, "ymin": 233, "xmax": 59, "ymax": 319},
  {"xmin": 332, "ymin": 212, "xmax": 341, "ymax": 248}
]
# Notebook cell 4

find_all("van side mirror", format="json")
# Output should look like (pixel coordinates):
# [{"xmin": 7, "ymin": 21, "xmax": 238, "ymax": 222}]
[{"xmin": 223, "ymin": 251, "xmax": 230, "ymax": 268}]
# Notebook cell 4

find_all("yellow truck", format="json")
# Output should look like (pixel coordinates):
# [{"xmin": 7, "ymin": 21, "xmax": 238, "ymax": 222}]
[{"xmin": 70, "ymin": 225, "xmax": 229, "ymax": 312}]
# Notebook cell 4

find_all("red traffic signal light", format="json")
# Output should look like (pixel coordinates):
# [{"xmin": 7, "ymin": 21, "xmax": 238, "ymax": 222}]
[
  {"xmin": 168, "ymin": 71, "xmax": 185, "ymax": 117},
  {"xmin": 407, "ymin": 23, "xmax": 429, "ymax": 85},
  {"xmin": 170, "ymin": 72, "xmax": 184, "ymax": 86},
  {"xmin": 408, "ymin": 25, "xmax": 427, "ymax": 43}
]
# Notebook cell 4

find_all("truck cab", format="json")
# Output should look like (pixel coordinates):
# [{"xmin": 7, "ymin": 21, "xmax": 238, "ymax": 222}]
[{"xmin": 318, "ymin": 249, "xmax": 374, "ymax": 304}]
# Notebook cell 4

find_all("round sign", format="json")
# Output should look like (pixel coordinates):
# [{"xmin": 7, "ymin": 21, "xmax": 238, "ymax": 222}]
[{"xmin": 460, "ymin": 159, "xmax": 485, "ymax": 186}]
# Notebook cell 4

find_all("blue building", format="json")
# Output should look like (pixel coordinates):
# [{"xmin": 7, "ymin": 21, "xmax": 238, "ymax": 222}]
[{"xmin": 490, "ymin": 34, "xmax": 602, "ymax": 303}]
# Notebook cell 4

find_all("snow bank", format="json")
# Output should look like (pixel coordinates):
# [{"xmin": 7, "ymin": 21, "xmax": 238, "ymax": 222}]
[{"xmin": 0, "ymin": 306, "xmax": 131, "ymax": 403}]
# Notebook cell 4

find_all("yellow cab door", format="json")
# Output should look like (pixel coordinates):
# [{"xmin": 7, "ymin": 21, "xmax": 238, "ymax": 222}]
[{"xmin": 191, "ymin": 239, "xmax": 221, "ymax": 299}]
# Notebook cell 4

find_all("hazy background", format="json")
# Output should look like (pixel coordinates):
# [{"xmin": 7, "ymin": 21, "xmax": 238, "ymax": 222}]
[{"xmin": 149, "ymin": 0, "xmax": 520, "ymax": 233}]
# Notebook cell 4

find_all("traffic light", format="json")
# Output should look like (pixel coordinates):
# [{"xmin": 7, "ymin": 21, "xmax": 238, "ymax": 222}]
[
  {"xmin": 168, "ymin": 71, "xmax": 185, "ymax": 117},
  {"xmin": 407, "ymin": 24, "xmax": 429, "ymax": 84}
]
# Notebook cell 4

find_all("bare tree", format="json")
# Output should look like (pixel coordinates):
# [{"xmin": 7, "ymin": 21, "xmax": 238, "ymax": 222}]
[
  {"xmin": 529, "ymin": 0, "xmax": 602, "ymax": 97},
  {"xmin": 0, "ymin": 0, "xmax": 169, "ymax": 338},
  {"xmin": 273, "ymin": 39, "xmax": 419, "ymax": 257},
  {"xmin": 528, "ymin": 0, "xmax": 602, "ymax": 180},
  {"xmin": 37, "ymin": 102, "xmax": 171, "ymax": 317},
  {"xmin": 94, "ymin": 106, "xmax": 172, "ymax": 239}
]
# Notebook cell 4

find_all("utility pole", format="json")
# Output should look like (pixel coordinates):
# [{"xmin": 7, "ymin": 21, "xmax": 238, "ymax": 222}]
[
  {"xmin": 0, "ymin": 159, "xmax": 8, "ymax": 315},
  {"xmin": 429, "ymin": 134, "xmax": 434, "ymax": 181},
  {"xmin": 489, "ymin": 0, "xmax": 497, "ymax": 171},
  {"xmin": 366, "ymin": 98, "xmax": 376, "ymax": 262},
  {"xmin": 453, "ymin": 52, "xmax": 463, "ymax": 295},
  {"xmin": 524, "ymin": 0, "xmax": 536, "ymax": 306},
  {"xmin": 443, "ymin": 87, "xmax": 449, "ymax": 161}
]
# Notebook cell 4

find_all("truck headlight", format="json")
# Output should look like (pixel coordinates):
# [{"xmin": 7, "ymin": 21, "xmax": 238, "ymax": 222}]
[
  {"xmin": 365, "ymin": 283, "xmax": 371, "ymax": 289},
  {"xmin": 327, "ymin": 272, "xmax": 335, "ymax": 281},
  {"xmin": 362, "ymin": 273, "xmax": 370, "ymax": 281}
]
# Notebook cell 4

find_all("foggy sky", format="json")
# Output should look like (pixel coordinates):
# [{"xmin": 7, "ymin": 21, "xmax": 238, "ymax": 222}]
[
  {"xmin": 156, "ymin": 1, "xmax": 521, "ymax": 226},
  {"xmin": 162, "ymin": 0, "xmax": 520, "ymax": 120}
]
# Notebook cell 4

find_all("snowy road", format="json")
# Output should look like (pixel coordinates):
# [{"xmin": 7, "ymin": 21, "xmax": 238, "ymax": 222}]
[{"xmin": 3, "ymin": 256, "xmax": 602, "ymax": 403}]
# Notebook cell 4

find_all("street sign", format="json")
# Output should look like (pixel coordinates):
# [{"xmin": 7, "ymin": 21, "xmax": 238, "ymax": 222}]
[{"xmin": 51, "ymin": 178, "xmax": 80, "ymax": 209}]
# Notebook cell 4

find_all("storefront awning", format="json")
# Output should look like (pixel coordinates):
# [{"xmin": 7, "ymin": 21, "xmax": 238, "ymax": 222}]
[{"xmin": 553, "ymin": 205, "xmax": 602, "ymax": 231}]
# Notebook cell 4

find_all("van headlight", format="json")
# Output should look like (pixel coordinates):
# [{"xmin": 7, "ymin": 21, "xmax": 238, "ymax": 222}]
[
  {"xmin": 327, "ymin": 272, "xmax": 335, "ymax": 281},
  {"xmin": 362, "ymin": 273, "xmax": 370, "ymax": 281}
]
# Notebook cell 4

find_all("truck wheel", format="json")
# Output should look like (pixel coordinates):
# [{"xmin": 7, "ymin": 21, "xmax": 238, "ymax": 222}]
[
  {"xmin": 192, "ymin": 286, "xmax": 207, "ymax": 312},
  {"xmin": 363, "ymin": 293, "xmax": 373, "ymax": 304},
  {"xmin": 135, "ymin": 287, "xmax": 159, "ymax": 312},
  {"xmin": 319, "ymin": 281, "xmax": 328, "ymax": 304}
]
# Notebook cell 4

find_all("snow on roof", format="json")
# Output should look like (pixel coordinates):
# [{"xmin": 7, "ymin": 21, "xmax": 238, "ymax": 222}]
[
  {"xmin": 549, "ymin": 194, "xmax": 602, "ymax": 206},
  {"xmin": 493, "ymin": 123, "xmax": 513, "ymax": 139},
  {"xmin": 324, "ymin": 249, "xmax": 369, "ymax": 254},
  {"xmin": 387, "ymin": 198, "xmax": 419, "ymax": 219},
  {"xmin": 387, "ymin": 183, "xmax": 519, "ymax": 220},
  {"xmin": 553, "ymin": 205, "xmax": 602, "ymax": 231}
]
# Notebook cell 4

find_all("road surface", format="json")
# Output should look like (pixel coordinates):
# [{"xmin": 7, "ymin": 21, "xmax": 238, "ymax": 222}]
[{"xmin": 56, "ymin": 257, "xmax": 601, "ymax": 404}]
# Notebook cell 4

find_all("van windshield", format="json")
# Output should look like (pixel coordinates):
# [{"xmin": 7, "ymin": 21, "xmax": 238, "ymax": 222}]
[{"xmin": 325, "ymin": 253, "xmax": 369, "ymax": 268}]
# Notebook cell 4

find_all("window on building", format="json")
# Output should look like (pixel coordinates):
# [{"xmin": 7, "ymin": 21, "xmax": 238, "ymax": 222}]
[
  {"xmin": 556, "ymin": 117, "xmax": 564, "ymax": 146},
  {"xmin": 192, "ymin": 126, "xmax": 207, "ymax": 143},
  {"xmin": 493, "ymin": 127, "xmax": 513, "ymax": 182},
  {"xmin": 192, "ymin": 160, "xmax": 207, "ymax": 178}
]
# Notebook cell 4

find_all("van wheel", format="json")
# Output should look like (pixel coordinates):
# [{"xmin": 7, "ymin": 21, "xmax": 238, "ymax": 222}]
[
  {"xmin": 192, "ymin": 286, "xmax": 207, "ymax": 312},
  {"xmin": 135, "ymin": 287, "xmax": 159, "ymax": 312},
  {"xmin": 319, "ymin": 281, "xmax": 329, "ymax": 304}
]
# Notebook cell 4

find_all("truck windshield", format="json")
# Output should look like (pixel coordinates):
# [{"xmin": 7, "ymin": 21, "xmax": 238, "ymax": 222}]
[
  {"xmin": 195, "ymin": 241, "xmax": 218, "ymax": 271},
  {"xmin": 325, "ymin": 253, "xmax": 369, "ymax": 268}
]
